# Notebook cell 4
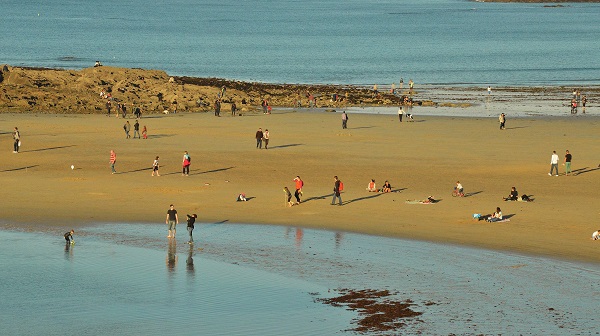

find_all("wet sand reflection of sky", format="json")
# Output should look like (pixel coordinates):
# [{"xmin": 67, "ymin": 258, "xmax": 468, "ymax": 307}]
[{"xmin": 1, "ymin": 223, "xmax": 599, "ymax": 335}]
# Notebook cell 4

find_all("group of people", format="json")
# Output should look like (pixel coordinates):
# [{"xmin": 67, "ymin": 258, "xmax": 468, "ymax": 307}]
[
  {"xmin": 549, "ymin": 150, "xmax": 572, "ymax": 176},
  {"xmin": 122, "ymin": 120, "xmax": 147, "ymax": 139},
  {"xmin": 570, "ymin": 89, "xmax": 587, "ymax": 114},
  {"xmin": 366, "ymin": 179, "xmax": 392, "ymax": 193},
  {"xmin": 165, "ymin": 204, "xmax": 197, "ymax": 244},
  {"xmin": 255, "ymin": 128, "xmax": 270, "ymax": 149},
  {"xmin": 107, "ymin": 150, "xmax": 191, "ymax": 176},
  {"xmin": 283, "ymin": 176, "xmax": 304, "ymax": 207}
]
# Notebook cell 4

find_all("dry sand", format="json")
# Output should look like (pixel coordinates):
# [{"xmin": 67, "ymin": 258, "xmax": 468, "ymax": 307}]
[{"xmin": 1, "ymin": 109, "xmax": 599, "ymax": 263}]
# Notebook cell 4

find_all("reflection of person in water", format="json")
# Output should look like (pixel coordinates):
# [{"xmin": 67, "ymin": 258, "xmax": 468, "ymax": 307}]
[
  {"xmin": 186, "ymin": 244, "xmax": 195, "ymax": 276},
  {"xmin": 166, "ymin": 239, "xmax": 177, "ymax": 272}
]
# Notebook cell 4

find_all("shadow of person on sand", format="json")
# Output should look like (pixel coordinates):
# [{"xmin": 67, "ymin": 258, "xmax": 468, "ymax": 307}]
[
  {"xmin": 344, "ymin": 188, "xmax": 407, "ymax": 205},
  {"xmin": 572, "ymin": 166, "xmax": 600, "ymax": 176},
  {"xmin": 116, "ymin": 167, "xmax": 153, "ymax": 174},
  {"xmin": 0, "ymin": 165, "xmax": 39, "ymax": 172},
  {"xmin": 268, "ymin": 144, "xmax": 303, "ymax": 149},
  {"xmin": 189, "ymin": 166, "xmax": 235, "ymax": 176},
  {"xmin": 20, "ymin": 145, "xmax": 76, "ymax": 153},
  {"xmin": 464, "ymin": 191, "xmax": 483, "ymax": 198}
]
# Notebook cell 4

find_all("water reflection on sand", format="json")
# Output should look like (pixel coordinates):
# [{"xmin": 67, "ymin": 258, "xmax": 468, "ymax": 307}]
[{"xmin": 1, "ymin": 223, "xmax": 599, "ymax": 335}]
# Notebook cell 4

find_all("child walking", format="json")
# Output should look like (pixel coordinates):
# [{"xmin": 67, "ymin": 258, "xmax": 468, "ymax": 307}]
[
  {"xmin": 283, "ymin": 187, "xmax": 293, "ymax": 207},
  {"xmin": 152, "ymin": 156, "xmax": 160, "ymax": 176}
]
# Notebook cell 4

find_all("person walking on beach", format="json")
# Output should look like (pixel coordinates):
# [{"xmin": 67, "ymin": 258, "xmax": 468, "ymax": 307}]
[
  {"xmin": 133, "ymin": 120, "xmax": 140, "ymax": 139},
  {"xmin": 124, "ymin": 121, "xmax": 131, "ymax": 139},
  {"xmin": 231, "ymin": 102, "xmax": 237, "ymax": 116},
  {"xmin": 109, "ymin": 150, "xmax": 117, "ymax": 174},
  {"xmin": 12, "ymin": 127, "xmax": 20, "ymax": 153},
  {"xmin": 166, "ymin": 204, "xmax": 178, "ymax": 238},
  {"xmin": 186, "ymin": 213, "xmax": 197, "ymax": 244},
  {"xmin": 64, "ymin": 229, "xmax": 75, "ymax": 244},
  {"xmin": 293, "ymin": 176, "xmax": 304, "ymax": 204},
  {"xmin": 214, "ymin": 99, "xmax": 221, "ymax": 117},
  {"xmin": 409, "ymin": 79, "xmax": 414, "ymax": 93},
  {"xmin": 152, "ymin": 156, "xmax": 160, "ymax": 176},
  {"xmin": 106, "ymin": 100, "xmax": 111, "ymax": 116},
  {"xmin": 142, "ymin": 125, "xmax": 148, "ymax": 139},
  {"xmin": 121, "ymin": 103, "xmax": 127, "ymax": 119},
  {"xmin": 399, "ymin": 78, "xmax": 404, "ymax": 90},
  {"xmin": 284, "ymin": 187, "xmax": 293, "ymax": 207},
  {"xmin": 549, "ymin": 150, "xmax": 559, "ymax": 176},
  {"xmin": 487, "ymin": 86, "xmax": 492, "ymax": 95},
  {"xmin": 582, "ymin": 95, "xmax": 587, "ymax": 113},
  {"xmin": 499, "ymin": 113, "xmax": 506, "ymax": 130},
  {"xmin": 255, "ymin": 128, "xmax": 263, "ymax": 149},
  {"xmin": 331, "ymin": 176, "xmax": 343, "ymax": 206},
  {"xmin": 564, "ymin": 150, "xmax": 572, "ymax": 176},
  {"xmin": 398, "ymin": 106, "xmax": 404, "ymax": 122},
  {"xmin": 342, "ymin": 111, "xmax": 348, "ymax": 129},
  {"xmin": 263, "ymin": 129, "xmax": 270, "ymax": 149},
  {"xmin": 182, "ymin": 151, "xmax": 191, "ymax": 176}
]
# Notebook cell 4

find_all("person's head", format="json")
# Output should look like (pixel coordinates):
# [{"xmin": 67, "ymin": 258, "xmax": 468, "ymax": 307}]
[
  {"xmin": 371, "ymin": 179, "xmax": 375, "ymax": 182},
  {"xmin": 184, "ymin": 151, "xmax": 188, "ymax": 155},
  {"xmin": 193, "ymin": 214, "xmax": 197, "ymax": 218},
  {"xmin": 456, "ymin": 181, "xmax": 460, "ymax": 184},
  {"xmin": 170, "ymin": 204, "xmax": 174, "ymax": 209},
  {"xmin": 70, "ymin": 229, "xmax": 74, "ymax": 234},
  {"xmin": 511, "ymin": 187, "xmax": 516, "ymax": 191},
  {"xmin": 496, "ymin": 207, "xmax": 501, "ymax": 212},
  {"xmin": 14, "ymin": 127, "xmax": 18, "ymax": 130},
  {"xmin": 259, "ymin": 128, "xmax": 262, "ymax": 131},
  {"xmin": 566, "ymin": 150, "xmax": 570, "ymax": 154},
  {"xmin": 156, "ymin": 156, "xmax": 159, "ymax": 160},
  {"xmin": 553, "ymin": 150, "xmax": 556, "ymax": 154},
  {"xmin": 334, "ymin": 175, "xmax": 338, "ymax": 181},
  {"xmin": 265, "ymin": 129, "xmax": 268, "ymax": 132}
]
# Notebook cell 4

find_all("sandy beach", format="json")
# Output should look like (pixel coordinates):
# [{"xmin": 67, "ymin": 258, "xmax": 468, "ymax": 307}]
[{"xmin": 2, "ymin": 107, "xmax": 599, "ymax": 263}]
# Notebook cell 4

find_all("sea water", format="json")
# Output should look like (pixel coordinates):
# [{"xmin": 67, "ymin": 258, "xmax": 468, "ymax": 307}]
[
  {"xmin": 1, "ymin": 223, "xmax": 599, "ymax": 335},
  {"xmin": 2, "ymin": 0, "xmax": 599, "ymax": 86}
]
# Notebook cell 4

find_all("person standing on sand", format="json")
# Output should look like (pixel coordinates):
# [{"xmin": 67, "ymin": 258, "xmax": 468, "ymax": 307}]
[
  {"xmin": 182, "ymin": 151, "xmax": 191, "ymax": 176},
  {"xmin": 255, "ymin": 128, "xmax": 263, "ymax": 149},
  {"xmin": 564, "ymin": 150, "xmax": 572, "ymax": 176},
  {"xmin": 488, "ymin": 86, "xmax": 492, "ymax": 95},
  {"xmin": 293, "ymin": 176, "xmax": 304, "ymax": 204},
  {"xmin": 549, "ymin": 150, "xmax": 559, "ymax": 176},
  {"xmin": 331, "ymin": 176, "xmax": 343, "ymax": 206},
  {"xmin": 399, "ymin": 78, "xmax": 404, "ymax": 90},
  {"xmin": 106, "ymin": 100, "xmax": 111, "ymax": 116},
  {"xmin": 124, "ymin": 121, "xmax": 131, "ymax": 139},
  {"xmin": 342, "ymin": 111, "xmax": 348, "ymax": 129},
  {"xmin": 231, "ymin": 102, "xmax": 237, "ymax": 116},
  {"xmin": 109, "ymin": 150, "xmax": 116, "ymax": 174},
  {"xmin": 12, "ymin": 127, "xmax": 20, "ymax": 153},
  {"xmin": 166, "ymin": 204, "xmax": 178, "ymax": 238},
  {"xmin": 142, "ymin": 125, "xmax": 148, "ymax": 139},
  {"xmin": 398, "ymin": 106, "xmax": 404, "ymax": 122},
  {"xmin": 499, "ymin": 113, "xmax": 506, "ymax": 130},
  {"xmin": 263, "ymin": 129, "xmax": 270, "ymax": 149},
  {"xmin": 122, "ymin": 103, "xmax": 127, "ymax": 119},
  {"xmin": 186, "ymin": 214, "xmax": 197, "ymax": 244},
  {"xmin": 133, "ymin": 120, "xmax": 140, "ymax": 139},
  {"xmin": 152, "ymin": 156, "xmax": 160, "ymax": 176}
]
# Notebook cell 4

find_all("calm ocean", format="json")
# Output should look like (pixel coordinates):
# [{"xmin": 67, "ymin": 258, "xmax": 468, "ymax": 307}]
[{"xmin": 2, "ymin": 0, "xmax": 600, "ymax": 86}]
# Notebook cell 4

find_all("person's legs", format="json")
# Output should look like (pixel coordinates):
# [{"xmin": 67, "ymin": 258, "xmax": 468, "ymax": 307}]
[
  {"xmin": 331, "ymin": 193, "xmax": 337, "ymax": 205},
  {"xmin": 110, "ymin": 163, "xmax": 116, "ymax": 173},
  {"xmin": 265, "ymin": 139, "xmax": 269, "ymax": 149},
  {"xmin": 565, "ymin": 162, "xmax": 571, "ymax": 175},
  {"xmin": 337, "ymin": 193, "xmax": 343, "ymax": 205},
  {"xmin": 294, "ymin": 189, "xmax": 301, "ymax": 203},
  {"xmin": 13, "ymin": 140, "xmax": 19, "ymax": 152},
  {"xmin": 169, "ymin": 221, "xmax": 176, "ymax": 237},
  {"xmin": 187, "ymin": 227, "xmax": 193, "ymax": 243}
]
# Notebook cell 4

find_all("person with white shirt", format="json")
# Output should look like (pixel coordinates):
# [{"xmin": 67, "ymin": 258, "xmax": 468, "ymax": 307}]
[{"xmin": 549, "ymin": 151, "xmax": 559, "ymax": 176}]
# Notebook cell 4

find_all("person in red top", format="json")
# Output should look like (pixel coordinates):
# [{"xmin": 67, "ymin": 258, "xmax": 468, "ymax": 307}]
[
  {"xmin": 293, "ymin": 176, "xmax": 304, "ymax": 204},
  {"xmin": 109, "ymin": 150, "xmax": 116, "ymax": 174}
]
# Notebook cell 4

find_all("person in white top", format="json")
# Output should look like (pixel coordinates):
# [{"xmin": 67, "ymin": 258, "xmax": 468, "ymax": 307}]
[
  {"xmin": 549, "ymin": 151, "xmax": 559, "ymax": 176},
  {"xmin": 263, "ymin": 129, "xmax": 270, "ymax": 149},
  {"xmin": 592, "ymin": 230, "xmax": 600, "ymax": 240},
  {"xmin": 398, "ymin": 107, "xmax": 404, "ymax": 122}
]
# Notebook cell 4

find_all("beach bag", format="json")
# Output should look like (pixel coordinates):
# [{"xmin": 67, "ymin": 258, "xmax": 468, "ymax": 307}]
[{"xmin": 339, "ymin": 181, "xmax": 344, "ymax": 191}]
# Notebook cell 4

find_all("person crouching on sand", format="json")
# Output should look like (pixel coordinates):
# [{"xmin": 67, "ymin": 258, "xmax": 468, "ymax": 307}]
[{"xmin": 64, "ymin": 229, "xmax": 75, "ymax": 244}]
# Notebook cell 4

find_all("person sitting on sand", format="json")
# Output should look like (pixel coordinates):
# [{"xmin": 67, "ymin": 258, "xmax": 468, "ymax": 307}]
[
  {"xmin": 381, "ymin": 180, "xmax": 392, "ymax": 193},
  {"xmin": 487, "ymin": 207, "xmax": 503, "ymax": 222},
  {"xmin": 366, "ymin": 179, "xmax": 378, "ymax": 192},
  {"xmin": 592, "ymin": 230, "xmax": 600, "ymax": 240},
  {"xmin": 504, "ymin": 187, "xmax": 518, "ymax": 201},
  {"xmin": 519, "ymin": 194, "xmax": 533, "ymax": 202}
]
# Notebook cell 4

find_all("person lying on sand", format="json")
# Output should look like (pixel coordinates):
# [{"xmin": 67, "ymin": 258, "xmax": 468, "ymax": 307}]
[{"xmin": 422, "ymin": 196, "xmax": 437, "ymax": 204}]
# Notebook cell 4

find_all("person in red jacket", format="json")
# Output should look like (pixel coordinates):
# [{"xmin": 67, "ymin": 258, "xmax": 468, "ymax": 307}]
[{"xmin": 293, "ymin": 176, "xmax": 304, "ymax": 204}]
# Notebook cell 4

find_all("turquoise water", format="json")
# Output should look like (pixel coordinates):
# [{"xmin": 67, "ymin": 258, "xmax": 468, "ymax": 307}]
[
  {"xmin": 1, "ymin": 223, "xmax": 599, "ymax": 335},
  {"xmin": 2, "ymin": 0, "xmax": 599, "ymax": 85}
]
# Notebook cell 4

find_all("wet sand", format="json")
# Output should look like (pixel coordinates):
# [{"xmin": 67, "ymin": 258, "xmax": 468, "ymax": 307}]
[{"xmin": 1, "ymin": 109, "xmax": 599, "ymax": 263}]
